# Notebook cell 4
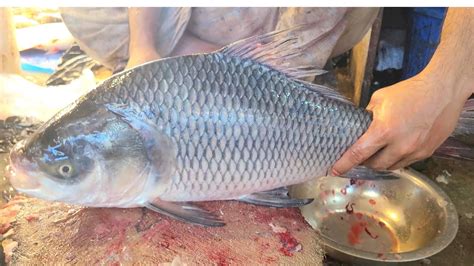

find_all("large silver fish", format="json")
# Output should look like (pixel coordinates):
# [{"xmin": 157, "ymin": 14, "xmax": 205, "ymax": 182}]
[{"xmin": 8, "ymin": 27, "xmax": 374, "ymax": 226}]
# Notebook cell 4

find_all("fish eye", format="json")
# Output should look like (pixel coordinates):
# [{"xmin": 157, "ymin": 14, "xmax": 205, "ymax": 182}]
[{"xmin": 58, "ymin": 164, "xmax": 74, "ymax": 178}]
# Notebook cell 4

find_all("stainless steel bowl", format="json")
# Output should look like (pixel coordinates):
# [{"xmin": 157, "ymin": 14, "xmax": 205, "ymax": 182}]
[{"xmin": 289, "ymin": 168, "xmax": 458, "ymax": 263}]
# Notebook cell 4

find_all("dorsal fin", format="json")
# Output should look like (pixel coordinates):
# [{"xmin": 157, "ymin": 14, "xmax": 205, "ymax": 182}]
[
  {"xmin": 218, "ymin": 21, "xmax": 352, "ymax": 105},
  {"xmin": 296, "ymin": 79, "xmax": 352, "ymax": 104},
  {"xmin": 219, "ymin": 23, "xmax": 331, "ymax": 79}
]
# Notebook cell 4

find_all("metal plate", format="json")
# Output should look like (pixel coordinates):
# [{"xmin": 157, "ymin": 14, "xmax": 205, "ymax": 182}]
[{"xmin": 289, "ymin": 168, "xmax": 458, "ymax": 263}]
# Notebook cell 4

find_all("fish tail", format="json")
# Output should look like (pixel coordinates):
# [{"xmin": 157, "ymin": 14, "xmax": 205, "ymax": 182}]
[
  {"xmin": 434, "ymin": 138, "xmax": 474, "ymax": 161},
  {"xmin": 452, "ymin": 98, "xmax": 474, "ymax": 137},
  {"xmin": 434, "ymin": 98, "xmax": 474, "ymax": 161}
]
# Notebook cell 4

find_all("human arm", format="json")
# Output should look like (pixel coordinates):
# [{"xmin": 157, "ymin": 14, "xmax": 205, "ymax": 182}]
[
  {"xmin": 126, "ymin": 8, "xmax": 219, "ymax": 69},
  {"xmin": 126, "ymin": 8, "xmax": 162, "ymax": 69},
  {"xmin": 332, "ymin": 8, "xmax": 474, "ymax": 175}
]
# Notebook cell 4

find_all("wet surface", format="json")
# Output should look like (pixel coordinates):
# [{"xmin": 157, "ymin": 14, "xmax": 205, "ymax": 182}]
[
  {"xmin": 322, "ymin": 211, "xmax": 398, "ymax": 253},
  {"xmin": 321, "ymin": 158, "xmax": 474, "ymax": 265}
]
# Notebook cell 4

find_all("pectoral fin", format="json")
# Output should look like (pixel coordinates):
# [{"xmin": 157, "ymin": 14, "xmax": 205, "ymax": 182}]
[
  {"xmin": 145, "ymin": 200, "xmax": 225, "ymax": 227},
  {"xmin": 105, "ymin": 103, "xmax": 176, "ymax": 190},
  {"xmin": 239, "ymin": 187, "xmax": 313, "ymax": 207}
]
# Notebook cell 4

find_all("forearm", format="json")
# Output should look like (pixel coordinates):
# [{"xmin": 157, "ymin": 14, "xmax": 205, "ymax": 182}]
[
  {"xmin": 421, "ymin": 8, "xmax": 474, "ymax": 101},
  {"xmin": 128, "ymin": 8, "xmax": 161, "ymax": 56},
  {"xmin": 127, "ymin": 8, "xmax": 162, "ymax": 68}
]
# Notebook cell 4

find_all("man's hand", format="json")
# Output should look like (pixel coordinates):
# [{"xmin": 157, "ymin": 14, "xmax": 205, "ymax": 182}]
[
  {"xmin": 332, "ymin": 73, "xmax": 469, "ymax": 175},
  {"xmin": 333, "ymin": 8, "xmax": 474, "ymax": 175}
]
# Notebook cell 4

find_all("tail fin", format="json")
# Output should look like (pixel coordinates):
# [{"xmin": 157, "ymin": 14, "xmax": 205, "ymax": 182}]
[
  {"xmin": 434, "ymin": 98, "xmax": 474, "ymax": 161},
  {"xmin": 434, "ymin": 137, "xmax": 474, "ymax": 161},
  {"xmin": 452, "ymin": 98, "xmax": 474, "ymax": 137}
]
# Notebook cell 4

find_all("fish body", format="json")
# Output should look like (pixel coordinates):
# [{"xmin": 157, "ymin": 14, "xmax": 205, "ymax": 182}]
[
  {"xmin": 92, "ymin": 53, "xmax": 371, "ymax": 202},
  {"xmin": 8, "ymin": 26, "xmax": 372, "ymax": 226}
]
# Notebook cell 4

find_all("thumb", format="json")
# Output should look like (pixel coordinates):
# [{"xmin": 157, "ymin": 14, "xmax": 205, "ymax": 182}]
[{"xmin": 332, "ymin": 124, "xmax": 387, "ymax": 175}]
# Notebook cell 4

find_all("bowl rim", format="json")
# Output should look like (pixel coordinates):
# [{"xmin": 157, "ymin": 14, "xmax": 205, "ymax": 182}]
[{"xmin": 315, "ymin": 168, "xmax": 459, "ymax": 262}]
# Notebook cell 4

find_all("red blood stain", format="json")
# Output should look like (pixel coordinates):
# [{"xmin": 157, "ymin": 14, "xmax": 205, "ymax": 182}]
[
  {"xmin": 160, "ymin": 241, "xmax": 170, "ymax": 248},
  {"xmin": 249, "ymin": 237, "xmax": 270, "ymax": 263},
  {"xmin": 276, "ymin": 232, "xmax": 300, "ymax": 257},
  {"xmin": 208, "ymin": 249, "xmax": 230, "ymax": 266},
  {"xmin": 93, "ymin": 223, "xmax": 110, "ymax": 238},
  {"xmin": 348, "ymin": 222, "xmax": 367, "ymax": 245},
  {"xmin": 377, "ymin": 253, "xmax": 384, "ymax": 258},
  {"xmin": 105, "ymin": 228, "xmax": 127, "ymax": 256},
  {"xmin": 142, "ymin": 220, "xmax": 171, "ymax": 241},
  {"xmin": 25, "ymin": 214, "xmax": 39, "ymax": 222},
  {"xmin": 0, "ymin": 222, "xmax": 11, "ymax": 234},
  {"xmin": 265, "ymin": 257, "xmax": 277, "ymax": 263},
  {"xmin": 2, "ymin": 210, "xmax": 18, "ymax": 217},
  {"xmin": 57, "ymin": 202, "xmax": 315, "ymax": 264},
  {"xmin": 156, "ymin": 232, "xmax": 177, "ymax": 250},
  {"xmin": 340, "ymin": 188, "xmax": 347, "ymax": 195},
  {"xmin": 350, "ymin": 178, "xmax": 356, "ymax": 185},
  {"xmin": 369, "ymin": 199, "xmax": 377, "ymax": 205},
  {"xmin": 355, "ymin": 212, "xmax": 363, "ymax": 220},
  {"xmin": 379, "ymin": 221, "xmax": 386, "ymax": 228},
  {"xmin": 365, "ymin": 227, "xmax": 379, "ymax": 239},
  {"xmin": 253, "ymin": 207, "xmax": 305, "ymax": 225},
  {"xmin": 345, "ymin": 202, "xmax": 355, "ymax": 214},
  {"xmin": 88, "ymin": 212, "xmax": 135, "ymax": 258}
]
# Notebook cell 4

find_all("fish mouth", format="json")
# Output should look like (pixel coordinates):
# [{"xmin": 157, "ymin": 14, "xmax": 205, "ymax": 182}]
[{"xmin": 8, "ymin": 140, "xmax": 41, "ymax": 191}]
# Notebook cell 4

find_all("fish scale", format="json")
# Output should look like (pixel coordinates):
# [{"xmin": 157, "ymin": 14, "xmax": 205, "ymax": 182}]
[{"xmin": 87, "ymin": 53, "xmax": 371, "ymax": 201}]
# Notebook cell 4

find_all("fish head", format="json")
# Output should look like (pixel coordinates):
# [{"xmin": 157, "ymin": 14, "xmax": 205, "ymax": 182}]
[{"xmin": 8, "ymin": 101, "xmax": 154, "ymax": 207}]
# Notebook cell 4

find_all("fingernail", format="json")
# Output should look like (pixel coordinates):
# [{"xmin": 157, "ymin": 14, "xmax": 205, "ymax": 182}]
[{"xmin": 331, "ymin": 168, "xmax": 340, "ymax": 176}]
